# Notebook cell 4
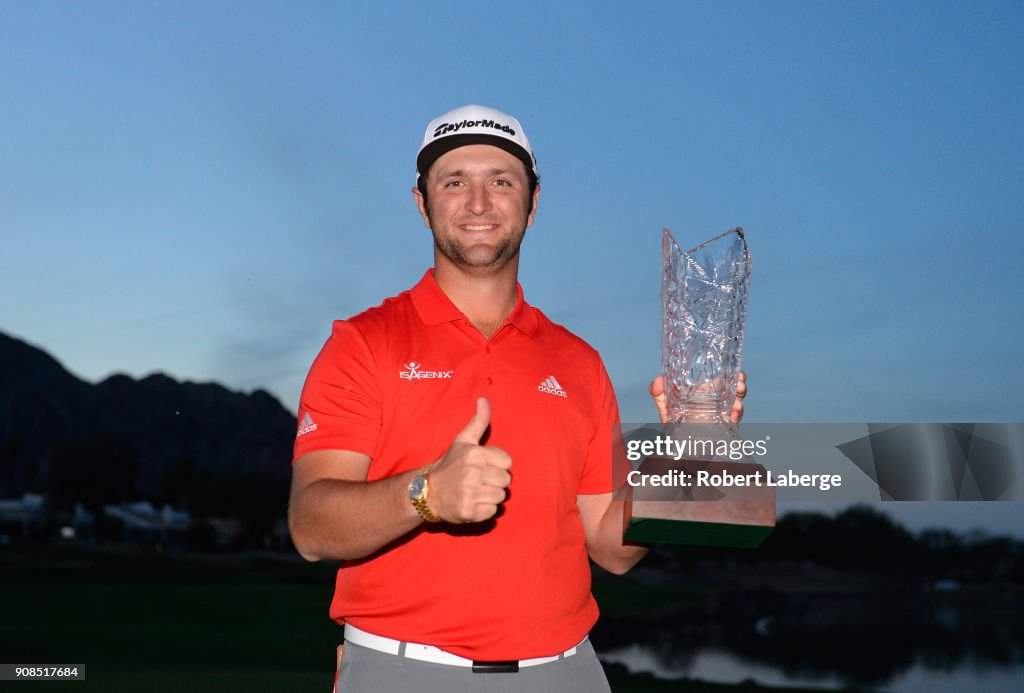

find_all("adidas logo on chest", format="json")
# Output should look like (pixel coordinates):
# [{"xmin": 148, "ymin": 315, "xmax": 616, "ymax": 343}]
[{"xmin": 537, "ymin": 375, "xmax": 568, "ymax": 398}]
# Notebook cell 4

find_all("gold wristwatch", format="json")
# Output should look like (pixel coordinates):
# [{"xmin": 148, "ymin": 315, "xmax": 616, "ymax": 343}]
[{"xmin": 408, "ymin": 465, "xmax": 441, "ymax": 523}]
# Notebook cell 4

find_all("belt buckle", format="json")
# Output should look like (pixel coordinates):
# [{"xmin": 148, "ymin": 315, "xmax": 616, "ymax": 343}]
[{"xmin": 472, "ymin": 660, "xmax": 519, "ymax": 673}]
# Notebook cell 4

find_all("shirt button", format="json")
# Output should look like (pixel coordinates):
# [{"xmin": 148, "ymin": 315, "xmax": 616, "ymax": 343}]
[{"xmin": 487, "ymin": 376, "xmax": 494, "ymax": 385}]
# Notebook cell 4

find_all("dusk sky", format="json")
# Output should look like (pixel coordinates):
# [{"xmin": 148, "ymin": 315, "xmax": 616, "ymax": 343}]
[{"xmin": 3, "ymin": 2, "xmax": 1022, "ymax": 534}]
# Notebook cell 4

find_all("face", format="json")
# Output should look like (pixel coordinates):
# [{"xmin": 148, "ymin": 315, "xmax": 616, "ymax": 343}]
[{"xmin": 414, "ymin": 144, "xmax": 539, "ymax": 273}]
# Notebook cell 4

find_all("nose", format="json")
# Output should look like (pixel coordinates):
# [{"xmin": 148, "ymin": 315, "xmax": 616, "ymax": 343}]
[{"xmin": 464, "ymin": 183, "xmax": 491, "ymax": 215}]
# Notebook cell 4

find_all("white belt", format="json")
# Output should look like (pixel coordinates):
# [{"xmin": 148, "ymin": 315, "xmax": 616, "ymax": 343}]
[{"xmin": 343, "ymin": 624, "xmax": 585, "ymax": 670}]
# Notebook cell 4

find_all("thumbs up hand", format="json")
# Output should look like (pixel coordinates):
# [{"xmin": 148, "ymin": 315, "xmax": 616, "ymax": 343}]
[{"xmin": 428, "ymin": 397, "xmax": 512, "ymax": 523}]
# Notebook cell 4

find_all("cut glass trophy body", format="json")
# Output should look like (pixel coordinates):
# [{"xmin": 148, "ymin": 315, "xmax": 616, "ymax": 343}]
[{"xmin": 662, "ymin": 227, "xmax": 750, "ymax": 429}]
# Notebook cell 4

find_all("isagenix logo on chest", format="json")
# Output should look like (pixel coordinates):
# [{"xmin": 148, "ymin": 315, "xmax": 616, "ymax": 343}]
[{"xmin": 399, "ymin": 362, "xmax": 454, "ymax": 380}]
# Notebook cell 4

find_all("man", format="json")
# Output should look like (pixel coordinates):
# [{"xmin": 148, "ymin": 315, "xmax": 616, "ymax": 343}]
[{"xmin": 288, "ymin": 105, "xmax": 744, "ymax": 691}]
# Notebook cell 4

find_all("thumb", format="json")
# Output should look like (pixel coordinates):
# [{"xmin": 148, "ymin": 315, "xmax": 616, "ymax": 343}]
[{"xmin": 454, "ymin": 397, "xmax": 490, "ymax": 444}]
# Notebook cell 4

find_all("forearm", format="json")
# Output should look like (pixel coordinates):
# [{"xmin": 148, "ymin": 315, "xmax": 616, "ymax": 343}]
[
  {"xmin": 592, "ymin": 499, "xmax": 648, "ymax": 574},
  {"xmin": 289, "ymin": 400, "xmax": 511, "ymax": 562},
  {"xmin": 289, "ymin": 468, "xmax": 423, "ymax": 562},
  {"xmin": 579, "ymin": 493, "xmax": 648, "ymax": 575}
]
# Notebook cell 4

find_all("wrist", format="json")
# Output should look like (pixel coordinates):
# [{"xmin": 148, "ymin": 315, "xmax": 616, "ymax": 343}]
[{"xmin": 408, "ymin": 465, "xmax": 441, "ymax": 523}]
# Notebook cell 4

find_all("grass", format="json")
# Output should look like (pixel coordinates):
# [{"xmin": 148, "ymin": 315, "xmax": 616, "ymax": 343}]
[
  {"xmin": 1, "ymin": 543, "xmax": 339, "ymax": 692},
  {"xmin": 0, "ymin": 542, "xmax": 830, "ymax": 692}
]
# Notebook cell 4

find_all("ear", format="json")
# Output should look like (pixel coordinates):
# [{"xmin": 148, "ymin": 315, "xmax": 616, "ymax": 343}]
[
  {"xmin": 526, "ymin": 184, "xmax": 541, "ymax": 228},
  {"xmin": 412, "ymin": 186, "xmax": 431, "ymax": 229}
]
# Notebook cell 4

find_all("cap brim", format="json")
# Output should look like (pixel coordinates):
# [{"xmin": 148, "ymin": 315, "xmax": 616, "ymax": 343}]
[{"xmin": 416, "ymin": 134, "xmax": 536, "ymax": 179}]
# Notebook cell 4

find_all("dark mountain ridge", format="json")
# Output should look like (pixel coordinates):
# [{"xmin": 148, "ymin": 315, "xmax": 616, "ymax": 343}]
[{"xmin": 0, "ymin": 330, "xmax": 297, "ymax": 519}]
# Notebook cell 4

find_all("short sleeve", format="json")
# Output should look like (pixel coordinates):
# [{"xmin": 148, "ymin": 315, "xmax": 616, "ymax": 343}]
[
  {"xmin": 292, "ymin": 320, "xmax": 382, "ymax": 462},
  {"xmin": 576, "ymin": 356, "xmax": 624, "ymax": 495}
]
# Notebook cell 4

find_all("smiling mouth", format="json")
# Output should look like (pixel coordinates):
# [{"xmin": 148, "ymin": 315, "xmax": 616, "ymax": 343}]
[{"xmin": 461, "ymin": 224, "xmax": 499, "ymax": 232}]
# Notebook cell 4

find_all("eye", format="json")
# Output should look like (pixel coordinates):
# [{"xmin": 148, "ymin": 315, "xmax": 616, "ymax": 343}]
[
  {"xmin": 443, "ymin": 179, "xmax": 464, "ymax": 188},
  {"xmin": 493, "ymin": 178, "xmax": 512, "ymax": 187}
]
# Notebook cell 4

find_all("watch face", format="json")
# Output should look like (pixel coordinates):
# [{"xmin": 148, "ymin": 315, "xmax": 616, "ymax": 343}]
[{"xmin": 409, "ymin": 475, "xmax": 426, "ymax": 500}]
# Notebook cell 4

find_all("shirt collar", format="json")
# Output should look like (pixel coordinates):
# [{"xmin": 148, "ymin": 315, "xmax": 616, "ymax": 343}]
[{"xmin": 410, "ymin": 269, "xmax": 538, "ymax": 336}]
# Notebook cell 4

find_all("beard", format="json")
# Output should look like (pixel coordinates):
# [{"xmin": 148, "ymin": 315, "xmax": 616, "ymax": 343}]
[
  {"xmin": 423, "ymin": 189, "xmax": 533, "ymax": 271},
  {"xmin": 426, "ymin": 195, "xmax": 529, "ymax": 270},
  {"xmin": 431, "ymin": 226, "xmax": 523, "ymax": 270}
]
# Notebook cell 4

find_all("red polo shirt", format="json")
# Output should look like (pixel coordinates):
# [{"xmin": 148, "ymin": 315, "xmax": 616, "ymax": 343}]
[{"xmin": 293, "ymin": 269, "xmax": 620, "ymax": 660}]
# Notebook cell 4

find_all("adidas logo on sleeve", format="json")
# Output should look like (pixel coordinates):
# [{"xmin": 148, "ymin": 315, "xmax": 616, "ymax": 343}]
[{"xmin": 296, "ymin": 412, "xmax": 318, "ymax": 437}]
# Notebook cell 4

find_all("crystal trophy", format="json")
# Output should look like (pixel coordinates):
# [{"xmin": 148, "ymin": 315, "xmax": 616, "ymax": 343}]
[{"xmin": 623, "ymin": 228, "xmax": 775, "ymax": 548}]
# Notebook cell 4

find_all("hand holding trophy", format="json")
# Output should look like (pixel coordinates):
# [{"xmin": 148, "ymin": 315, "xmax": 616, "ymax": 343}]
[{"xmin": 623, "ymin": 228, "xmax": 775, "ymax": 548}]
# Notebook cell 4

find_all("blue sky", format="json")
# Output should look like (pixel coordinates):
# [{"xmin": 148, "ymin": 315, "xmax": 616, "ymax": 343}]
[{"xmin": 3, "ymin": 2, "xmax": 1022, "ymax": 533}]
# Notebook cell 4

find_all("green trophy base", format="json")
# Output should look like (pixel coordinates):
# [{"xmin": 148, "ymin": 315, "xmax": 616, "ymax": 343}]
[{"xmin": 623, "ymin": 456, "xmax": 776, "ymax": 548}]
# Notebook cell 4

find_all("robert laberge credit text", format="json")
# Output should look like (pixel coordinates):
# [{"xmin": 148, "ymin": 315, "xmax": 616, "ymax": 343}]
[{"xmin": 627, "ymin": 468, "xmax": 843, "ymax": 491}]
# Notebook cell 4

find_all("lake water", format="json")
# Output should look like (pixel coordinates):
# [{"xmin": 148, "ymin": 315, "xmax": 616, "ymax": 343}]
[
  {"xmin": 593, "ymin": 569, "xmax": 1024, "ymax": 692},
  {"xmin": 599, "ymin": 644, "xmax": 1024, "ymax": 692}
]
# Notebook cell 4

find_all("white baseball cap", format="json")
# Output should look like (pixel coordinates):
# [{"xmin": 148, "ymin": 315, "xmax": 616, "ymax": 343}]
[{"xmin": 416, "ymin": 104, "xmax": 537, "ymax": 180}]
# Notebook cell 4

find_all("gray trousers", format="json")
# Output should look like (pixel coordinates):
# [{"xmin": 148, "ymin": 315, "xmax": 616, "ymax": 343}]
[{"xmin": 336, "ymin": 639, "xmax": 611, "ymax": 693}]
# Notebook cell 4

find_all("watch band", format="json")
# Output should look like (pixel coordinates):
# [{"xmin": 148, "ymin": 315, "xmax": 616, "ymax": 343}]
[{"xmin": 410, "ymin": 465, "xmax": 442, "ymax": 523}]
